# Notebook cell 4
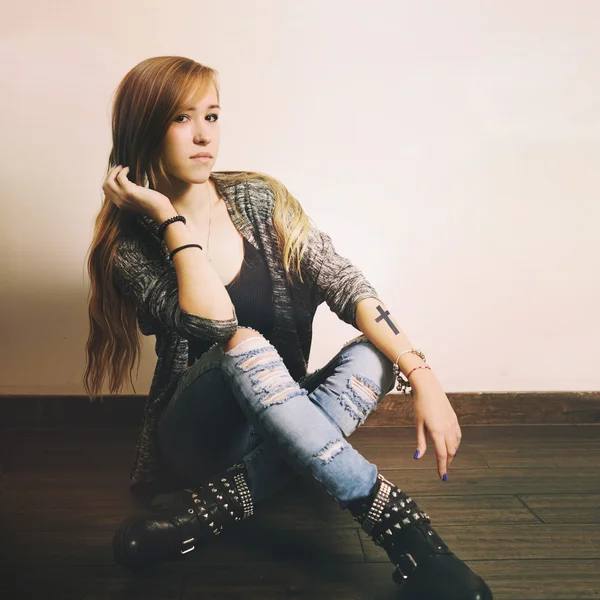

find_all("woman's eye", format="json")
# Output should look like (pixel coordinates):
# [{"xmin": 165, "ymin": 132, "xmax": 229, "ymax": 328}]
[{"xmin": 174, "ymin": 113, "xmax": 219, "ymax": 123}]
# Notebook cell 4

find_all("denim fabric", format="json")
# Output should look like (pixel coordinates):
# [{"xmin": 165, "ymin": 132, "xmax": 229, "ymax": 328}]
[{"xmin": 156, "ymin": 330, "xmax": 396, "ymax": 508}]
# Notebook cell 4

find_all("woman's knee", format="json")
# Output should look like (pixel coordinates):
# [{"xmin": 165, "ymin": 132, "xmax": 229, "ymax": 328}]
[
  {"xmin": 223, "ymin": 327, "xmax": 283, "ymax": 371},
  {"xmin": 344, "ymin": 337, "xmax": 396, "ymax": 396},
  {"xmin": 224, "ymin": 326, "xmax": 266, "ymax": 352},
  {"xmin": 221, "ymin": 328, "xmax": 303, "ymax": 408}
]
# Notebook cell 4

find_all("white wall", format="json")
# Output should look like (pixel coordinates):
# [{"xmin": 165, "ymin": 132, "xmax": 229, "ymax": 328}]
[{"xmin": 1, "ymin": 0, "xmax": 598, "ymax": 394}]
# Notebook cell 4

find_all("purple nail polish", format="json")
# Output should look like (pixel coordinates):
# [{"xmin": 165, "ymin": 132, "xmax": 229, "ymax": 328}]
[
  {"xmin": 414, "ymin": 450, "xmax": 419, "ymax": 459},
  {"xmin": 442, "ymin": 473, "xmax": 447, "ymax": 481}
]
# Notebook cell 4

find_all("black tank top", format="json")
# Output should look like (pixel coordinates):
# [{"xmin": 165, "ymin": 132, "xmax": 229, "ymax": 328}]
[{"xmin": 187, "ymin": 236, "xmax": 275, "ymax": 366}]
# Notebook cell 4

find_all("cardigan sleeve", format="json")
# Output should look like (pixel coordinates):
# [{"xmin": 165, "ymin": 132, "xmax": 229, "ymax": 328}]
[
  {"xmin": 255, "ymin": 174, "xmax": 383, "ymax": 330},
  {"xmin": 299, "ymin": 222, "xmax": 383, "ymax": 329},
  {"xmin": 112, "ymin": 236, "xmax": 238, "ymax": 343}
]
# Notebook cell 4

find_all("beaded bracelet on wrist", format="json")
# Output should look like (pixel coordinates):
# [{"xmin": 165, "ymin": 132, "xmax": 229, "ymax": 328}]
[
  {"xmin": 392, "ymin": 348, "xmax": 429, "ymax": 395},
  {"xmin": 157, "ymin": 214, "xmax": 186, "ymax": 239}
]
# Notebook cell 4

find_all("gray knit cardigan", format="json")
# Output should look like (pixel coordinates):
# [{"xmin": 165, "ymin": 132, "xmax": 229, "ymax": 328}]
[{"xmin": 112, "ymin": 172, "xmax": 382, "ymax": 494}]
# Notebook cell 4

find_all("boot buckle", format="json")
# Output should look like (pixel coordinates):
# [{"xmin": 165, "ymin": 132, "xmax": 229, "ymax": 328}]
[
  {"xmin": 180, "ymin": 537, "xmax": 195, "ymax": 554},
  {"xmin": 394, "ymin": 552, "xmax": 418, "ymax": 579}
]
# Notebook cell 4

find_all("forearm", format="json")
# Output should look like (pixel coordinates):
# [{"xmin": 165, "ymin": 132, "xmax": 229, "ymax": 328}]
[
  {"xmin": 354, "ymin": 297, "xmax": 436, "ymax": 386},
  {"xmin": 153, "ymin": 208, "xmax": 235, "ymax": 321}
]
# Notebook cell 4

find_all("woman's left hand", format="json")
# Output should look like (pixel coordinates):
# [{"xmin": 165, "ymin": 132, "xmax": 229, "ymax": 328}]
[{"xmin": 411, "ymin": 370, "xmax": 462, "ymax": 480}]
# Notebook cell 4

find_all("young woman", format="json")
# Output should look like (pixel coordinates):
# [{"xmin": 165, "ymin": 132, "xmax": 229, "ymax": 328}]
[{"xmin": 84, "ymin": 56, "xmax": 492, "ymax": 599}]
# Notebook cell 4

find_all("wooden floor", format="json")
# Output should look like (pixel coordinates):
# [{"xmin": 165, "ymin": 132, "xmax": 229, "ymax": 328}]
[{"xmin": 0, "ymin": 424, "xmax": 599, "ymax": 599}]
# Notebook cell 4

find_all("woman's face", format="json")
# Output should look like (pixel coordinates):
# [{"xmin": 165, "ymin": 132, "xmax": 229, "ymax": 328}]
[{"xmin": 160, "ymin": 85, "xmax": 221, "ymax": 183}]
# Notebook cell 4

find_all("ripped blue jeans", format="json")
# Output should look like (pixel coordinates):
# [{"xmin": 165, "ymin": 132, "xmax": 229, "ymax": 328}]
[{"xmin": 156, "ymin": 329, "xmax": 396, "ymax": 508}]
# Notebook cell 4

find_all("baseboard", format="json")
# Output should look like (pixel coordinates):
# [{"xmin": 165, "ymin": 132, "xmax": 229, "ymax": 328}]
[{"xmin": 1, "ymin": 392, "xmax": 599, "ymax": 428}]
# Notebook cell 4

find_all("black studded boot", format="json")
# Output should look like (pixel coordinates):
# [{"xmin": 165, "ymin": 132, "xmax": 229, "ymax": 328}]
[
  {"xmin": 113, "ymin": 462, "xmax": 254, "ymax": 571},
  {"xmin": 344, "ymin": 473, "xmax": 494, "ymax": 600}
]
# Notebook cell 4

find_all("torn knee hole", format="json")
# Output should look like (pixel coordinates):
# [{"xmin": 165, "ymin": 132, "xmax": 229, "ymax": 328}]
[
  {"xmin": 260, "ymin": 385, "xmax": 302, "ymax": 407},
  {"xmin": 336, "ymin": 373, "xmax": 382, "ymax": 424},
  {"xmin": 350, "ymin": 373, "xmax": 380, "ymax": 403},
  {"xmin": 253, "ymin": 365, "xmax": 289, "ymax": 385},
  {"xmin": 225, "ymin": 333, "xmax": 271, "ymax": 356},
  {"xmin": 238, "ymin": 349, "xmax": 280, "ymax": 370}
]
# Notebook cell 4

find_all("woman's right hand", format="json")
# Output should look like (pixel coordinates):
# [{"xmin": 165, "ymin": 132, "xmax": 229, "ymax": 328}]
[{"xmin": 103, "ymin": 165, "xmax": 174, "ymax": 220}]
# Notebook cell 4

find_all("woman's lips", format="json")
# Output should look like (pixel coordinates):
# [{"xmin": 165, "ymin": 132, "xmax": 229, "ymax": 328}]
[{"xmin": 191, "ymin": 156, "xmax": 211, "ymax": 161}]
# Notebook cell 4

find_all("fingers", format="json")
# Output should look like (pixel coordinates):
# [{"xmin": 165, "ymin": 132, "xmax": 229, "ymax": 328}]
[
  {"xmin": 430, "ymin": 432, "xmax": 449, "ymax": 480},
  {"xmin": 103, "ymin": 165, "xmax": 130, "ymax": 207},
  {"xmin": 103, "ymin": 165, "xmax": 125, "ymax": 193},
  {"xmin": 115, "ymin": 165, "xmax": 130, "ymax": 189},
  {"xmin": 108, "ymin": 164, "xmax": 124, "ymax": 179},
  {"xmin": 414, "ymin": 420, "xmax": 427, "ymax": 461},
  {"xmin": 447, "ymin": 426, "xmax": 462, "ymax": 470},
  {"xmin": 428, "ymin": 427, "xmax": 462, "ymax": 481}
]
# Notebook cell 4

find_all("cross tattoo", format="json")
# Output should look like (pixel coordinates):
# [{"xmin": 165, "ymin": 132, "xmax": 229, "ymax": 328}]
[{"xmin": 375, "ymin": 305, "xmax": 399, "ymax": 334}]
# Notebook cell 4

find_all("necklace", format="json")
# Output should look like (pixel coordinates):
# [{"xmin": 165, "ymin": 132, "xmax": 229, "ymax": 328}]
[{"xmin": 206, "ymin": 182, "xmax": 213, "ymax": 259}]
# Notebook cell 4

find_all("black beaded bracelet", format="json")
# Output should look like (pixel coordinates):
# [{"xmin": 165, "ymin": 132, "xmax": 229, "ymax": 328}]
[
  {"xmin": 169, "ymin": 243, "xmax": 203, "ymax": 262},
  {"xmin": 157, "ymin": 215, "xmax": 186, "ymax": 239}
]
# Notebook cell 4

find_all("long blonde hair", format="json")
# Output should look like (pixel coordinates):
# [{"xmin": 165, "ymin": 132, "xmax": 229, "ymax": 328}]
[{"xmin": 84, "ymin": 56, "xmax": 312, "ymax": 402}]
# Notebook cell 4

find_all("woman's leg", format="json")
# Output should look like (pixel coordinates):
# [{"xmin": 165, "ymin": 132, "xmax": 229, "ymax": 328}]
[
  {"xmin": 157, "ymin": 330, "xmax": 395, "ymax": 507},
  {"xmin": 155, "ymin": 331, "xmax": 493, "ymax": 598},
  {"xmin": 201, "ymin": 328, "xmax": 393, "ymax": 506},
  {"xmin": 237, "ymin": 333, "xmax": 396, "ymax": 504}
]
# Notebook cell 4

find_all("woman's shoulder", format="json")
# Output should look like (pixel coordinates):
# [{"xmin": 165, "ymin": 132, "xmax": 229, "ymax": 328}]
[{"xmin": 211, "ymin": 170, "xmax": 279, "ymax": 220}]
